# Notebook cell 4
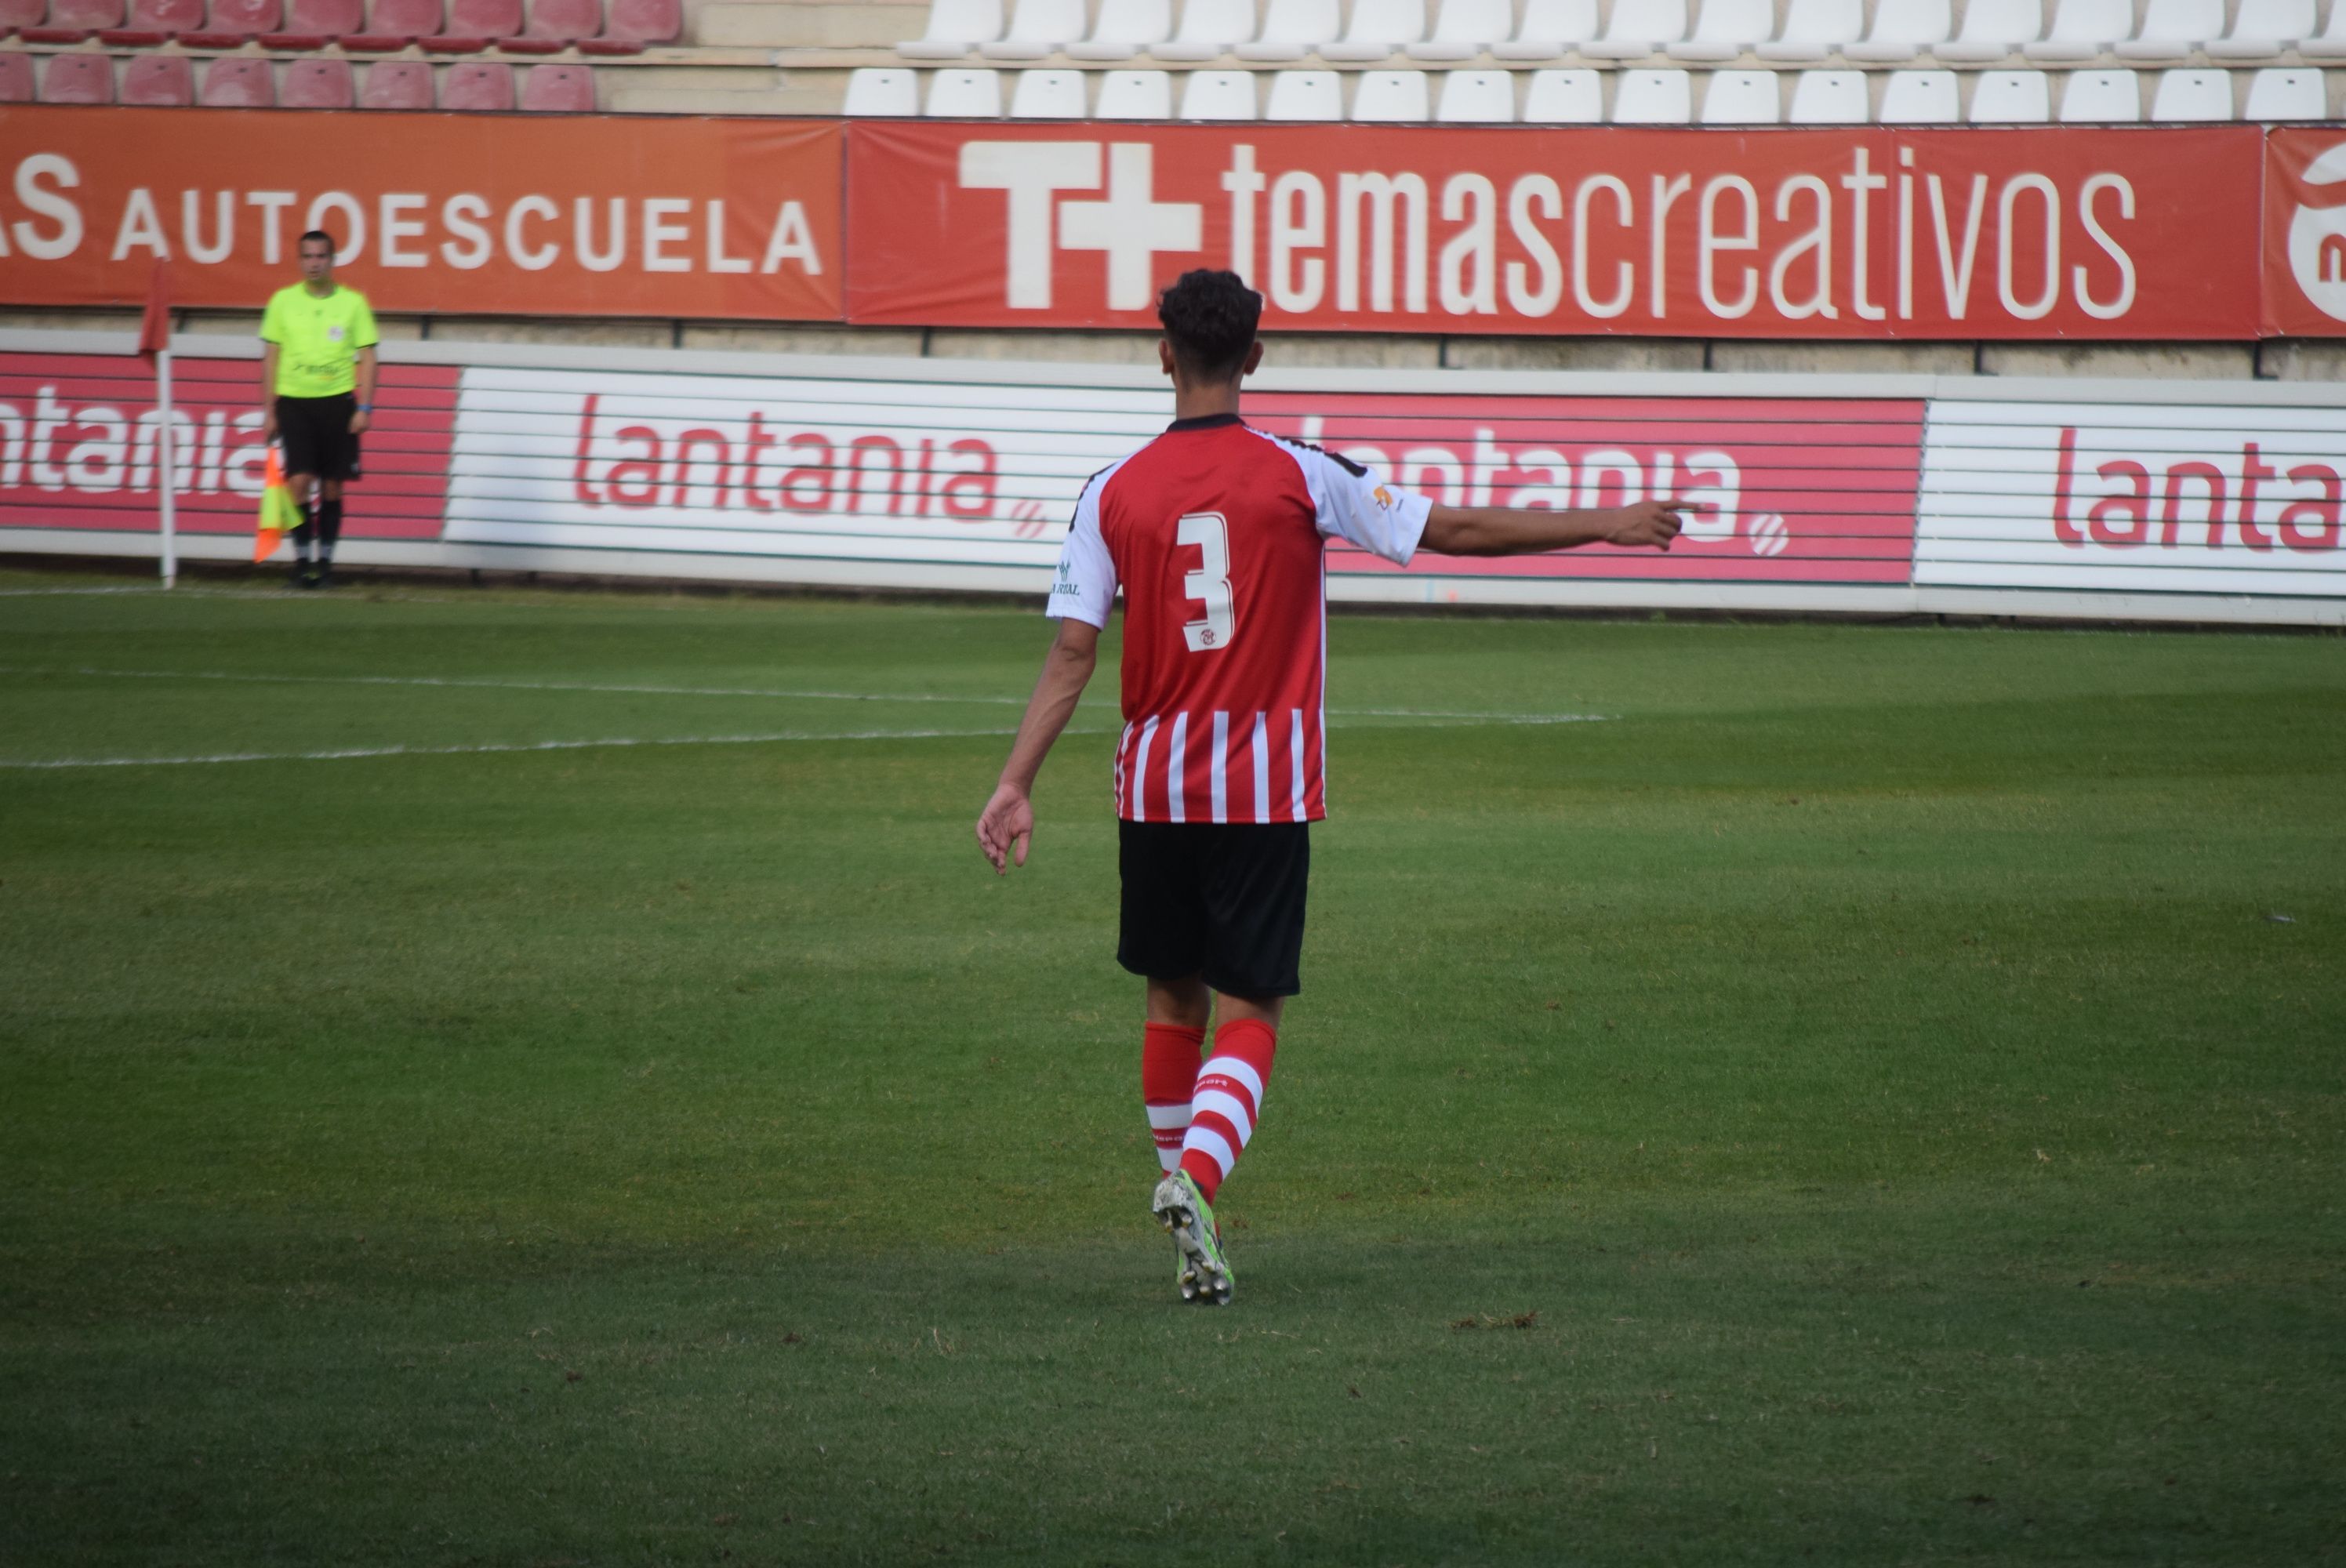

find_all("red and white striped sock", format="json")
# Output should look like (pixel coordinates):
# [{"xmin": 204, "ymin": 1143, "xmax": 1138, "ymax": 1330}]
[
  {"xmin": 1178, "ymin": 1018, "xmax": 1276, "ymax": 1205},
  {"xmin": 1142, "ymin": 1022, "xmax": 1205, "ymax": 1176}
]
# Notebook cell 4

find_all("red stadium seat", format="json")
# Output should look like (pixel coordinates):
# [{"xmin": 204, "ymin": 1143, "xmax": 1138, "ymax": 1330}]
[
  {"xmin": 122, "ymin": 50, "xmax": 194, "ymax": 100},
  {"xmin": 97, "ymin": 0, "xmax": 197, "ymax": 40},
  {"xmin": 421, "ymin": 0, "xmax": 510, "ymax": 47},
  {"xmin": 523, "ymin": 0, "xmax": 594, "ymax": 37},
  {"xmin": 36, "ymin": 51, "xmax": 112, "ymax": 99},
  {"xmin": 341, "ymin": 0, "xmax": 434, "ymax": 46},
  {"xmin": 198, "ymin": 53, "xmax": 272, "ymax": 103},
  {"xmin": 0, "ymin": 0, "xmax": 48, "ymax": 33},
  {"xmin": 358, "ymin": 55, "xmax": 431, "ymax": 103},
  {"xmin": 182, "ymin": 0, "xmax": 278, "ymax": 45},
  {"xmin": 23, "ymin": 0, "xmax": 119, "ymax": 42},
  {"xmin": 438, "ymin": 56, "xmax": 510, "ymax": 106},
  {"xmin": 260, "ymin": 0, "xmax": 357, "ymax": 43},
  {"xmin": 0, "ymin": 51, "xmax": 35, "ymax": 96},
  {"xmin": 518, "ymin": 58, "xmax": 587, "ymax": 107},
  {"xmin": 281, "ymin": 53, "xmax": 351, "ymax": 103},
  {"xmin": 601, "ymin": 0, "xmax": 671, "ymax": 38}
]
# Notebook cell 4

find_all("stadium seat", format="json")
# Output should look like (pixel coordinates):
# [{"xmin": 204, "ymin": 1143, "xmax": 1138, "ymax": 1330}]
[
  {"xmin": 359, "ymin": 56, "xmax": 432, "ymax": 103},
  {"xmin": 896, "ymin": 0, "xmax": 1001, "ymax": 58},
  {"xmin": 1521, "ymin": 64, "xmax": 1601, "ymax": 118},
  {"xmin": 2149, "ymin": 64, "xmax": 2232, "ymax": 116},
  {"xmin": 1351, "ymin": 67, "xmax": 1429, "ymax": 117},
  {"xmin": 2242, "ymin": 64, "xmax": 2325, "ymax": 117},
  {"xmin": 2022, "ymin": 0, "xmax": 2128, "ymax": 59},
  {"xmin": 1095, "ymin": 66, "xmax": 1171, "ymax": 114},
  {"xmin": 1788, "ymin": 67, "xmax": 1866, "ymax": 118},
  {"xmin": 439, "ymin": 57, "xmax": 513, "ymax": 105},
  {"xmin": 1434, "ymin": 66, "xmax": 1515, "ymax": 118},
  {"xmin": 518, "ymin": 0, "xmax": 597, "ymax": 41},
  {"xmin": 1235, "ymin": 0, "xmax": 1337, "ymax": 60},
  {"xmin": 1583, "ymin": 0, "xmax": 1685, "ymax": 59},
  {"xmin": 841, "ymin": 64, "xmax": 919, "ymax": 112},
  {"xmin": 1877, "ymin": 66, "xmax": 1959, "ymax": 118},
  {"xmin": 1151, "ymin": 0, "xmax": 1251, "ymax": 59},
  {"xmin": 1701, "ymin": 66, "xmax": 1781, "ymax": 120},
  {"xmin": 2206, "ymin": 0, "xmax": 2311, "ymax": 59},
  {"xmin": 1008, "ymin": 65, "xmax": 1085, "ymax": 112},
  {"xmin": 1264, "ymin": 66, "xmax": 1342, "ymax": 116},
  {"xmin": 980, "ymin": 0, "xmax": 1082, "ymax": 58},
  {"xmin": 2307, "ymin": 2, "xmax": 2346, "ymax": 58},
  {"xmin": 519, "ymin": 58, "xmax": 589, "ymax": 105},
  {"xmin": 1669, "ymin": 0, "xmax": 1770, "ymax": 60},
  {"xmin": 0, "ymin": 0, "xmax": 41, "ymax": 34},
  {"xmin": 1407, "ymin": 0, "xmax": 1509, "ymax": 60},
  {"xmin": 343, "ymin": 0, "xmax": 439, "ymax": 47},
  {"xmin": 924, "ymin": 64, "xmax": 1000, "ymax": 112},
  {"xmin": 1320, "ymin": 0, "xmax": 1426, "ymax": 60},
  {"xmin": 1968, "ymin": 67, "xmax": 2050, "ymax": 118},
  {"xmin": 98, "ymin": 0, "xmax": 198, "ymax": 42},
  {"xmin": 593, "ymin": 0, "xmax": 670, "ymax": 42},
  {"xmin": 1066, "ymin": 0, "xmax": 1168, "ymax": 59},
  {"xmin": 424, "ymin": 0, "xmax": 514, "ymax": 48},
  {"xmin": 1612, "ymin": 65, "xmax": 1691, "ymax": 118},
  {"xmin": 182, "ymin": 0, "xmax": 278, "ymax": 45},
  {"xmin": 281, "ymin": 53, "xmax": 354, "ymax": 103},
  {"xmin": 1843, "ymin": 0, "xmax": 1949, "ymax": 60},
  {"xmin": 2057, "ymin": 65, "xmax": 2141, "ymax": 118},
  {"xmin": 2116, "ymin": 0, "xmax": 2219, "ymax": 60},
  {"xmin": 23, "ymin": 0, "xmax": 119, "ymax": 41},
  {"xmin": 199, "ymin": 56, "xmax": 274, "ymax": 103},
  {"xmin": 1936, "ymin": 0, "xmax": 2039, "ymax": 62},
  {"xmin": 122, "ymin": 52, "xmax": 194, "ymax": 100},
  {"xmin": 260, "ymin": 0, "xmax": 361, "ymax": 45},
  {"xmin": 1756, "ymin": 0, "xmax": 1858, "ymax": 60},
  {"xmin": 1492, "ymin": 0, "xmax": 1595, "ymax": 59},
  {"xmin": 1178, "ymin": 66, "xmax": 1256, "ymax": 115},
  {"xmin": 38, "ymin": 50, "xmax": 111, "ymax": 96},
  {"xmin": 0, "ymin": 52, "xmax": 31, "ymax": 98}
]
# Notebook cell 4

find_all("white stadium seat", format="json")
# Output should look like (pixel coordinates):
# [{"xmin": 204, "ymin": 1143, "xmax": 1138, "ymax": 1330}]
[
  {"xmin": 1352, "ymin": 67, "xmax": 1432, "ymax": 117},
  {"xmin": 1787, "ymin": 67, "xmax": 1868, "ymax": 120},
  {"xmin": 1264, "ymin": 67, "xmax": 1343, "ymax": 116},
  {"xmin": 1408, "ymin": 0, "xmax": 1511, "ymax": 59},
  {"xmin": 1612, "ymin": 65, "xmax": 1693, "ymax": 119},
  {"xmin": 2242, "ymin": 65, "xmax": 2326, "ymax": 118},
  {"xmin": 1436, "ymin": 66, "xmax": 1517, "ymax": 118},
  {"xmin": 1521, "ymin": 65, "xmax": 1603, "ymax": 118},
  {"xmin": 1701, "ymin": 67, "xmax": 1781, "ymax": 120},
  {"xmin": 1844, "ymin": 0, "xmax": 1951, "ymax": 61},
  {"xmin": 896, "ymin": 0, "xmax": 1004, "ymax": 60},
  {"xmin": 1969, "ymin": 67, "xmax": 2051, "ymax": 118},
  {"xmin": 1877, "ymin": 67, "xmax": 1959, "ymax": 118},
  {"xmin": 1009, "ymin": 67, "xmax": 1088, "ymax": 113},
  {"xmin": 1095, "ymin": 67, "xmax": 1175, "ymax": 114},
  {"xmin": 925, "ymin": 65, "xmax": 1004, "ymax": 112},
  {"xmin": 842, "ymin": 66, "xmax": 921, "ymax": 114},
  {"xmin": 980, "ymin": 0, "xmax": 1084, "ymax": 57},
  {"xmin": 2308, "ymin": 1, "xmax": 2346, "ymax": 59},
  {"xmin": 2058, "ymin": 67, "xmax": 2142, "ymax": 119},
  {"xmin": 1584, "ymin": 0, "xmax": 1687, "ymax": 58},
  {"xmin": 2206, "ymin": 0, "xmax": 2313, "ymax": 60},
  {"xmin": 1179, "ymin": 67, "xmax": 1260, "ymax": 114},
  {"xmin": 2149, "ymin": 65, "xmax": 2234, "ymax": 117},
  {"xmin": 1153, "ymin": 0, "xmax": 1255, "ymax": 59},
  {"xmin": 1937, "ymin": 0, "xmax": 2042, "ymax": 62},
  {"xmin": 1322, "ymin": 0, "xmax": 1425, "ymax": 59},
  {"xmin": 1756, "ymin": 0, "xmax": 1861, "ymax": 60},
  {"xmin": 2116, "ymin": 0, "xmax": 2221, "ymax": 60},
  {"xmin": 2023, "ymin": 0, "xmax": 2130, "ymax": 60},
  {"xmin": 1669, "ymin": 0, "xmax": 1772, "ymax": 60},
  {"xmin": 1066, "ymin": 0, "xmax": 1171, "ymax": 59},
  {"xmin": 1494, "ymin": 0, "xmax": 1597, "ymax": 59},
  {"xmin": 1234, "ymin": 0, "xmax": 1338, "ymax": 59}
]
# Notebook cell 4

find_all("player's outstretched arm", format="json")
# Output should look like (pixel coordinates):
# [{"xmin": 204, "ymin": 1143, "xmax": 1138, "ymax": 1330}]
[
  {"xmin": 1419, "ymin": 499, "xmax": 1694, "ymax": 557},
  {"xmin": 976, "ymin": 617, "xmax": 1101, "ymax": 875}
]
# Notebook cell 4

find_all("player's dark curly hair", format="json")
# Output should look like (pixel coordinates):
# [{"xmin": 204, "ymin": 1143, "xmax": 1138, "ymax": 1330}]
[{"xmin": 1157, "ymin": 269, "xmax": 1263, "ymax": 383}]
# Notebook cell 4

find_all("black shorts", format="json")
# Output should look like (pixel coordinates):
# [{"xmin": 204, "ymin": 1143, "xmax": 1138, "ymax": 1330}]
[
  {"xmin": 276, "ymin": 394, "xmax": 361, "ymax": 482},
  {"xmin": 1117, "ymin": 821, "xmax": 1310, "ymax": 1000}
]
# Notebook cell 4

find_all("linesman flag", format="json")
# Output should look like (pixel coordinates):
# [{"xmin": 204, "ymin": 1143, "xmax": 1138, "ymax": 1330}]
[{"xmin": 254, "ymin": 445, "xmax": 298, "ymax": 562}]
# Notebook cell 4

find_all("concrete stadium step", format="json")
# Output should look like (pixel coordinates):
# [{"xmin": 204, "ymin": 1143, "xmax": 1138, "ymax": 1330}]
[{"xmin": 695, "ymin": 0, "xmax": 926, "ymax": 47}]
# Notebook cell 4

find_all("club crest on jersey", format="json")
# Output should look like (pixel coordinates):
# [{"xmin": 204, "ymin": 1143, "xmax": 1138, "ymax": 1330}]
[{"xmin": 1373, "ymin": 485, "xmax": 1394, "ymax": 509}]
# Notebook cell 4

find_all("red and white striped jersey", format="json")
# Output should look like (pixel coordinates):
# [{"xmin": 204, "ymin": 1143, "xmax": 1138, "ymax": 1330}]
[{"xmin": 1047, "ymin": 413, "xmax": 1430, "ymax": 823}]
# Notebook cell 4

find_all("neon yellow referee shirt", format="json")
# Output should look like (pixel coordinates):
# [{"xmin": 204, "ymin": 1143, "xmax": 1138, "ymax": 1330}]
[{"xmin": 259, "ymin": 283, "xmax": 379, "ymax": 400}]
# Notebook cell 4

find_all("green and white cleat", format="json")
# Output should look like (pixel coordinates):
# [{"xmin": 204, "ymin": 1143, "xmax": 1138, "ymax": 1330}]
[{"xmin": 1152, "ymin": 1170, "xmax": 1233, "ymax": 1306}]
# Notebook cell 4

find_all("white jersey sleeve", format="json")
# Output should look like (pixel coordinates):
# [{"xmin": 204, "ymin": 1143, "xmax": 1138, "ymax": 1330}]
[
  {"xmin": 1045, "ymin": 465, "xmax": 1119, "ymax": 628},
  {"xmin": 1284, "ymin": 439, "xmax": 1432, "ymax": 566}
]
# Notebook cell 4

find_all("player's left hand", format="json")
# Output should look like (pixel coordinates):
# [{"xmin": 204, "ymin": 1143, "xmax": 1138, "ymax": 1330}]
[
  {"xmin": 348, "ymin": 408, "xmax": 370, "ymax": 436},
  {"xmin": 975, "ymin": 783, "xmax": 1034, "ymax": 875}
]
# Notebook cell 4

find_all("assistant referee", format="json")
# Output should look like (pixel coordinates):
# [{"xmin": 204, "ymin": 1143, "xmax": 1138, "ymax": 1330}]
[{"xmin": 260, "ymin": 230, "xmax": 378, "ymax": 590}]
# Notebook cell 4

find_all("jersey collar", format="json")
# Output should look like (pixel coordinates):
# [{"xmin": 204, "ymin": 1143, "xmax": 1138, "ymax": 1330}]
[{"xmin": 1165, "ymin": 412, "xmax": 1244, "ymax": 432}]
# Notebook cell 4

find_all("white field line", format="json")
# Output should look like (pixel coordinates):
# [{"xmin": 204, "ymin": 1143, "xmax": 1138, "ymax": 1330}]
[
  {"xmin": 0, "ymin": 725, "xmax": 1084, "ymax": 771},
  {"xmin": 0, "ymin": 665, "xmax": 1611, "ymax": 725}
]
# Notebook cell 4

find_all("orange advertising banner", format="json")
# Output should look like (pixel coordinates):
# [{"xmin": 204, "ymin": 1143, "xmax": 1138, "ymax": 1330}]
[{"xmin": 0, "ymin": 106, "xmax": 842, "ymax": 320}]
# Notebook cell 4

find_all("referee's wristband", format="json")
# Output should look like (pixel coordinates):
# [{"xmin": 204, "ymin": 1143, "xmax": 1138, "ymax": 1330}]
[{"xmin": 358, "ymin": 404, "xmax": 372, "ymax": 412}]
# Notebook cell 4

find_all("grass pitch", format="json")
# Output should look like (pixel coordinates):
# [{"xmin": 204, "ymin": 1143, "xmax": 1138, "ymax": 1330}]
[{"xmin": 2, "ymin": 564, "xmax": 2341, "ymax": 1566}]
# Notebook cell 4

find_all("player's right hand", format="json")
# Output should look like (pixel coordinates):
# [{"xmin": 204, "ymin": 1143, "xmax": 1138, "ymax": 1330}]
[
  {"xmin": 1611, "ymin": 499, "xmax": 1699, "ymax": 550},
  {"xmin": 260, "ymin": 409, "xmax": 278, "ymax": 444},
  {"xmin": 975, "ymin": 783, "xmax": 1034, "ymax": 876}
]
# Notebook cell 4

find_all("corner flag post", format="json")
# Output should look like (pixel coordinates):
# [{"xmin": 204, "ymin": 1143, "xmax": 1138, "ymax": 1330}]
[{"xmin": 138, "ymin": 261, "xmax": 176, "ymax": 590}]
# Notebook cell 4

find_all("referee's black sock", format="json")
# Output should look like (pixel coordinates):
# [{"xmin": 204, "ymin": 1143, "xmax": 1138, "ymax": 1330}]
[
  {"xmin": 290, "ymin": 510, "xmax": 315, "ymax": 562},
  {"xmin": 318, "ymin": 498, "xmax": 343, "ymax": 561}
]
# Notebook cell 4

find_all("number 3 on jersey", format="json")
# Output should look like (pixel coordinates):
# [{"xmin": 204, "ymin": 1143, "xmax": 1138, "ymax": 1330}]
[{"xmin": 1178, "ymin": 511, "xmax": 1236, "ymax": 653}]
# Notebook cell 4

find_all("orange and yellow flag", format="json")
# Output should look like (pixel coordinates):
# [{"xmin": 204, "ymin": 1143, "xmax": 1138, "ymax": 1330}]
[{"xmin": 253, "ymin": 445, "xmax": 299, "ymax": 563}]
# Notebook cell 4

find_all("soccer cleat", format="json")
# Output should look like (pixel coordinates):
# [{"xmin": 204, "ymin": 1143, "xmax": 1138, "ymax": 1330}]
[{"xmin": 1152, "ymin": 1170, "xmax": 1233, "ymax": 1306}]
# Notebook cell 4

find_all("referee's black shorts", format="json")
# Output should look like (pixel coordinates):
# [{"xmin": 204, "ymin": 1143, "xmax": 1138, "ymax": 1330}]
[
  {"xmin": 275, "ymin": 393, "xmax": 361, "ymax": 482},
  {"xmin": 1117, "ymin": 821, "xmax": 1310, "ymax": 1000}
]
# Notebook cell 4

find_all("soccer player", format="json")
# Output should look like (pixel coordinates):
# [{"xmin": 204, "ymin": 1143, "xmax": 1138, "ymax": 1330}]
[
  {"xmin": 974, "ymin": 270, "xmax": 1690, "ymax": 1306},
  {"xmin": 259, "ymin": 230, "xmax": 378, "ymax": 590}
]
